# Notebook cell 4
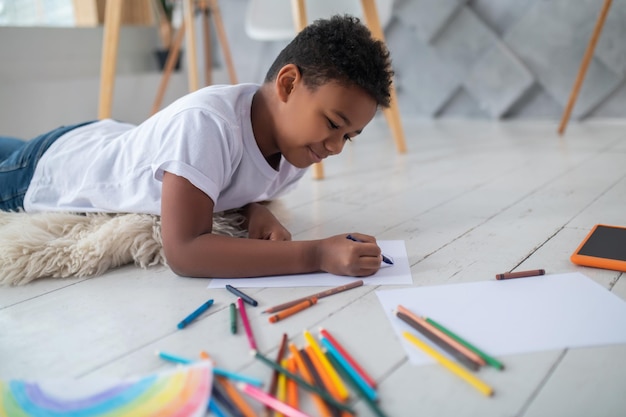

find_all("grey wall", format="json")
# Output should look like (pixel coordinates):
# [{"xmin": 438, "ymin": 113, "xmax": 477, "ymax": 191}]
[
  {"xmin": 218, "ymin": 0, "xmax": 626, "ymax": 121},
  {"xmin": 1, "ymin": 0, "xmax": 624, "ymax": 138}
]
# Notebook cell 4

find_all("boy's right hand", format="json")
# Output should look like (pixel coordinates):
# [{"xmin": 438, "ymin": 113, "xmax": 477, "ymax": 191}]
[{"xmin": 316, "ymin": 233, "xmax": 382, "ymax": 277}]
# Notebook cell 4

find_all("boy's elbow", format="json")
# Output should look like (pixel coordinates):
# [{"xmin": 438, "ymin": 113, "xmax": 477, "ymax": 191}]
[{"xmin": 162, "ymin": 241, "xmax": 202, "ymax": 278}]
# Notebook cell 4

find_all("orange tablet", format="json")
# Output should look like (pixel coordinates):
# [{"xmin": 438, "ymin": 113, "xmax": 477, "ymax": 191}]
[{"xmin": 571, "ymin": 224, "xmax": 626, "ymax": 272}]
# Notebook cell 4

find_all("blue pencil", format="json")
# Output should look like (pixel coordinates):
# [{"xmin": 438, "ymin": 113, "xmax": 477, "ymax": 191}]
[
  {"xmin": 177, "ymin": 298, "xmax": 214, "ymax": 329},
  {"xmin": 320, "ymin": 336, "xmax": 378, "ymax": 402}
]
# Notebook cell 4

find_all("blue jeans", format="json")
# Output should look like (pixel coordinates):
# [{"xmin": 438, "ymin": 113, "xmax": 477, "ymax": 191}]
[{"xmin": 0, "ymin": 121, "xmax": 95, "ymax": 212}]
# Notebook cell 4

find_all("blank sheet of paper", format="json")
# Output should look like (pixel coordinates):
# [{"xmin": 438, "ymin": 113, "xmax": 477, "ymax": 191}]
[
  {"xmin": 376, "ymin": 273, "xmax": 626, "ymax": 365},
  {"xmin": 208, "ymin": 240, "xmax": 411, "ymax": 288}
]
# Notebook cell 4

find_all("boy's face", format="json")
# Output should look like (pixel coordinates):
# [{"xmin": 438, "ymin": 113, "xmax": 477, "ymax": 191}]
[{"xmin": 273, "ymin": 67, "xmax": 378, "ymax": 168}]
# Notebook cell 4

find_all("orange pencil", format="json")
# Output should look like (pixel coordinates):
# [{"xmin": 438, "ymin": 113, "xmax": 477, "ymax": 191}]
[
  {"xmin": 286, "ymin": 356, "xmax": 299, "ymax": 409},
  {"xmin": 397, "ymin": 305, "xmax": 485, "ymax": 367},
  {"xmin": 304, "ymin": 345, "xmax": 343, "ymax": 401},
  {"xmin": 289, "ymin": 343, "xmax": 332, "ymax": 417},
  {"xmin": 269, "ymin": 298, "xmax": 318, "ymax": 323},
  {"xmin": 200, "ymin": 351, "xmax": 256, "ymax": 417}
]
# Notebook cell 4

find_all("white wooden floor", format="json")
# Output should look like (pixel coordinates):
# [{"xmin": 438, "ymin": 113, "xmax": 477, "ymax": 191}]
[{"xmin": 1, "ymin": 118, "xmax": 625, "ymax": 417}]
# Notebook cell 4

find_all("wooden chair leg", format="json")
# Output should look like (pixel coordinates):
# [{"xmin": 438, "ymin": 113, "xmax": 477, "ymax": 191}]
[
  {"xmin": 151, "ymin": 21, "xmax": 186, "ymax": 116},
  {"xmin": 200, "ymin": 1, "xmax": 213, "ymax": 86},
  {"xmin": 209, "ymin": 0, "xmax": 239, "ymax": 84},
  {"xmin": 98, "ymin": 0, "xmax": 123, "ymax": 119},
  {"xmin": 183, "ymin": 0, "xmax": 200, "ymax": 92},
  {"xmin": 557, "ymin": 0, "xmax": 612, "ymax": 135},
  {"xmin": 360, "ymin": 0, "xmax": 406, "ymax": 153}
]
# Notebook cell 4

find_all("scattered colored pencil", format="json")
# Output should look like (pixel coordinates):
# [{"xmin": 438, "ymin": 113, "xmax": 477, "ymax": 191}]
[
  {"xmin": 237, "ymin": 382, "xmax": 313, "ymax": 417},
  {"xmin": 226, "ymin": 284, "xmax": 258, "ymax": 306},
  {"xmin": 177, "ymin": 298, "xmax": 214, "ymax": 329},
  {"xmin": 395, "ymin": 310, "xmax": 480, "ymax": 371},
  {"xmin": 237, "ymin": 297, "xmax": 257, "ymax": 350},
  {"xmin": 324, "ymin": 352, "xmax": 388, "ymax": 417},
  {"xmin": 319, "ymin": 327, "xmax": 377, "ymax": 389},
  {"xmin": 403, "ymin": 331, "xmax": 494, "ymax": 397},
  {"xmin": 320, "ymin": 336, "xmax": 378, "ymax": 402},
  {"xmin": 230, "ymin": 302, "xmax": 237, "ymax": 334},
  {"xmin": 290, "ymin": 345, "xmax": 333, "ymax": 417},
  {"xmin": 268, "ymin": 297, "xmax": 318, "ymax": 323},
  {"xmin": 265, "ymin": 333, "xmax": 289, "ymax": 416},
  {"xmin": 303, "ymin": 329, "xmax": 349, "ymax": 400},
  {"xmin": 263, "ymin": 280, "xmax": 364, "ymax": 314},
  {"xmin": 425, "ymin": 316, "xmax": 504, "ymax": 370},
  {"xmin": 396, "ymin": 305, "xmax": 485, "ymax": 368},
  {"xmin": 252, "ymin": 350, "xmax": 354, "ymax": 414}
]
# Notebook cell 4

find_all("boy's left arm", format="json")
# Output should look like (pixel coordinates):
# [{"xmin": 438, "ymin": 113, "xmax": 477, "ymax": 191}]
[{"xmin": 243, "ymin": 202, "xmax": 291, "ymax": 241}]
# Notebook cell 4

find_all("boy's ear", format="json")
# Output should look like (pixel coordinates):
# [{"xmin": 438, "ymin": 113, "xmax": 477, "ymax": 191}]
[{"xmin": 275, "ymin": 64, "xmax": 301, "ymax": 103}]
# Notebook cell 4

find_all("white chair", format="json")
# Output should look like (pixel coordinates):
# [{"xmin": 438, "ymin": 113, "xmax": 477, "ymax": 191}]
[{"xmin": 245, "ymin": 0, "xmax": 405, "ymax": 180}]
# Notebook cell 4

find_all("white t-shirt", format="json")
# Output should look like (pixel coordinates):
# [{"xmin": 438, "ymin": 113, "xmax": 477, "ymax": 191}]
[{"xmin": 24, "ymin": 84, "xmax": 306, "ymax": 214}]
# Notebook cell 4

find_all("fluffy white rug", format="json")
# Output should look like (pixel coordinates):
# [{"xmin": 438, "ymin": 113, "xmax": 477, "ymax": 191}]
[{"xmin": 0, "ymin": 211, "xmax": 246, "ymax": 286}]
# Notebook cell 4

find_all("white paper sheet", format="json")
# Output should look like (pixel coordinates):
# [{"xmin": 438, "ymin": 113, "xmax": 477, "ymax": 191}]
[
  {"xmin": 376, "ymin": 272, "xmax": 626, "ymax": 365},
  {"xmin": 208, "ymin": 240, "xmax": 411, "ymax": 288}
]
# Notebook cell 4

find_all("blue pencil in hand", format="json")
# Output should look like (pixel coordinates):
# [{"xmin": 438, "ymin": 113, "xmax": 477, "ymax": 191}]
[{"xmin": 346, "ymin": 234, "xmax": 394, "ymax": 265}]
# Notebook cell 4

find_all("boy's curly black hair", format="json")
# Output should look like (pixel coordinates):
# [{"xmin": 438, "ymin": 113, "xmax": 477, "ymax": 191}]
[{"xmin": 264, "ymin": 15, "xmax": 394, "ymax": 108}]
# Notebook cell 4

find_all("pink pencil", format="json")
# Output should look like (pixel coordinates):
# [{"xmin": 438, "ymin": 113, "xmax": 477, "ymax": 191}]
[
  {"xmin": 237, "ymin": 297, "xmax": 257, "ymax": 350},
  {"xmin": 237, "ymin": 382, "xmax": 312, "ymax": 417}
]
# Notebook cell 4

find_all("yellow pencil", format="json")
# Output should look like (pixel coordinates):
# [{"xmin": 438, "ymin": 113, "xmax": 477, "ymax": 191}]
[
  {"xmin": 303, "ymin": 329, "xmax": 350, "ymax": 400},
  {"xmin": 275, "ymin": 358, "xmax": 289, "ymax": 417},
  {"xmin": 402, "ymin": 331, "xmax": 494, "ymax": 397}
]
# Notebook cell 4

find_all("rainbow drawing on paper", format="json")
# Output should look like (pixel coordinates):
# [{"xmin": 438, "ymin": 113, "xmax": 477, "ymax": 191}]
[{"xmin": 0, "ymin": 363, "xmax": 212, "ymax": 417}]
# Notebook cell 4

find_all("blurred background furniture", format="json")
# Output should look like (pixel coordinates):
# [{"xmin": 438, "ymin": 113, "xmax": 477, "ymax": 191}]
[
  {"xmin": 245, "ymin": 0, "xmax": 406, "ymax": 180},
  {"xmin": 98, "ymin": 0, "xmax": 237, "ymax": 120}
]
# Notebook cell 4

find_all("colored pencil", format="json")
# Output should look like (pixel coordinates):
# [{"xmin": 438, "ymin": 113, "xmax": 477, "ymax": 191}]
[
  {"xmin": 276, "ymin": 359, "xmax": 289, "ymax": 417},
  {"xmin": 320, "ymin": 337, "xmax": 378, "ymax": 402},
  {"xmin": 324, "ymin": 352, "xmax": 388, "ymax": 417},
  {"xmin": 177, "ymin": 298, "xmax": 214, "ymax": 329},
  {"xmin": 200, "ymin": 351, "xmax": 257, "ymax": 417},
  {"xmin": 319, "ymin": 327, "xmax": 377, "ymax": 389},
  {"xmin": 286, "ymin": 356, "xmax": 299, "ymax": 409},
  {"xmin": 395, "ymin": 310, "xmax": 481, "ymax": 371},
  {"xmin": 212, "ymin": 379, "xmax": 245, "ymax": 417},
  {"xmin": 237, "ymin": 297, "xmax": 257, "ymax": 350},
  {"xmin": 263, "ymin": 280, "xmax": 364, "ymax": 314},
  {"xmin": 303, "ymin": 329, "xmax": 349, "ymax": 400},
  {"xmin": 253, "ymin": 350, "xmax": 354, "ymax": 414},
  {"xmin": 237, "ymin": 382, "xmax": 313, "ymax": 417},
  {"xmin": 291, "ymin": 345, "xmax": 333, "ymax": 417},
  {"xmin": 496, "ymin": 268, "xmax": 545, "ymax": 280},
  {"xmin": 208, "ymin": 398, "xmax": 228, "ymax": 417},
  {"xmin": 397, "ymin": 305, "xmax": 485, "ymax": 368},
  {"xmin": 425, "ymin": 316, "xmax": 505, "ymax": 370},
  {"xmin": 158, "ymin": 350, "xmax": 264, "ymax": 386},
  {"xmin": 226, "ymin": 284, "xmax": 258, "ymax": 306},
  {"xmin": 265, "ymin": 333, "xmax": 289, "ymax": 416},
  {"xmin": 403, "ymin": 331, "xmax": 494, "ymax": 397},
  {"xmin": 230, "ymin": 302, "xmax": 237, "ymax": 334},
  {"xmin": 269, "ymin": 297, "xmax": 318, "ymax": 323}
]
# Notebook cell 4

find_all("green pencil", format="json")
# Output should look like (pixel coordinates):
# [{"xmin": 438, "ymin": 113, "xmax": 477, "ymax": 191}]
[
  {"xmin": 253, "ymin": 350, "xmax": 355, "ymax": 414},
  {"xmin": 425, "ymin": 317, "xmax": 505, "ymax": 370},
  {"xmin": 229, "ymin": 302, "xmax": 237, "ymax": 334},
  {"xmin": 325, "ymin": 351, "xmax": 389, "ymax": 417}
]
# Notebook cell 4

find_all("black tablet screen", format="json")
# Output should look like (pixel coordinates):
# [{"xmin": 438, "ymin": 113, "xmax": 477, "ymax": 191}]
[{"xmin": 577, "ymin": 226, "xmax": 626, "ymax": 261}]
